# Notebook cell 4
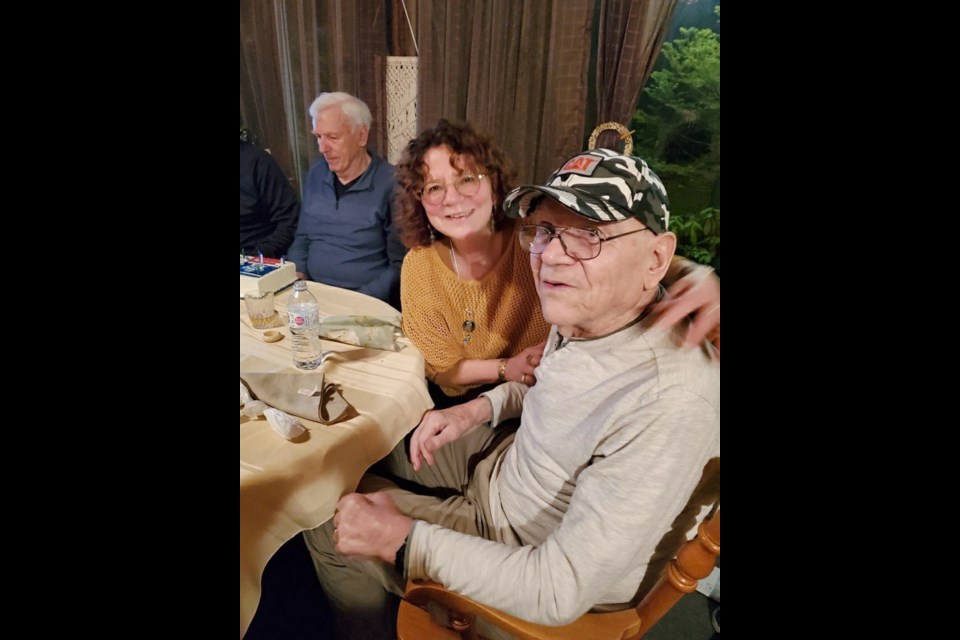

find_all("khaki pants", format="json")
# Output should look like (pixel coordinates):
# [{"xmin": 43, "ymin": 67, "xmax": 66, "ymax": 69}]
[{"xmin": 303, "ymin": 422, "xmax": 516, "ymax": 640}]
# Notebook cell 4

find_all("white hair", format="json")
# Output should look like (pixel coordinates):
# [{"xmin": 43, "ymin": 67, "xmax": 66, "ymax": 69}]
[{"xmin": 309, "ymin": 92, "xmax": 372, "ymax": 131}]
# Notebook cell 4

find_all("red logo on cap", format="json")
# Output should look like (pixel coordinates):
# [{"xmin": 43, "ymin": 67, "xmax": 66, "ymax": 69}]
[{"xmin": 559, "ymin": 156, "xmax": 600, "ymax": 175}]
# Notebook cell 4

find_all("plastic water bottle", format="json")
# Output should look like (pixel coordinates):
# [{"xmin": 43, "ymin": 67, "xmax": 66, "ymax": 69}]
[{"xmin": 287, "ymin": 280, "xmax": 323, "ymax": 369}]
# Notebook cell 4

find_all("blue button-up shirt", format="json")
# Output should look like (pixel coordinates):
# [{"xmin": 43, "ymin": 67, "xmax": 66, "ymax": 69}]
[{"xmin": 287, "ymin": 153, "xmax": 406, "ymax": 305}]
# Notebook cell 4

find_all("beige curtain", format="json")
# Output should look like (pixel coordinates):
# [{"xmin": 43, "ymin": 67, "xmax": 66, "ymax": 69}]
[
  {"xmin": 317, "ymin": 2, "xmax": 390, "ymax": 157},
  {"xmin": 241, "ymin": 0, "xmax": 677, "ymax": 187},
  {"xmin": 240, "ymin": 0, "xmax": 389, "ymax": 194},
  {"xmin": 240, "ymin": 1, "xmax": 293, "ymax": 174},
  {"xmin": 594, "ymin": 0, "xmax": 677, "ymax": 151},
  {"xmin": 414, "ymin": 0, "xmax": 594, "ymax": 184}
]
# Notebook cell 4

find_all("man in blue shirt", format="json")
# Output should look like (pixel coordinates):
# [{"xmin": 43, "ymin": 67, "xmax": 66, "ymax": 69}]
[{"xmin": 287, "ymin": 92, "xmax": 406, "ymax": 306}]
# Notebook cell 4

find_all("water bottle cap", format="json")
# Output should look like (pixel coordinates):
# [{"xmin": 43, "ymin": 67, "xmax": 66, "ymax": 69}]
[{"xmin": 293, "ymin": 280, "xmax": 307, "ymax": 290}]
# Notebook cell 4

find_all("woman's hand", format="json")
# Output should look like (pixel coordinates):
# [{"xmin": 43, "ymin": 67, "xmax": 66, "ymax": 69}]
[
  {"xmin": 505, "ymin": 340, "xmax": 546, "ymax": 385},
  {"xmin": 651, "ymin": 265, "xmax": 720, "ymax": 356}
]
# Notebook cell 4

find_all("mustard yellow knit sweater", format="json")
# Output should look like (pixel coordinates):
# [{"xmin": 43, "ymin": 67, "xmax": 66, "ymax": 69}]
[{"xmin": 400, "ymin": 224, "xmax": 550, "ymax": 397}]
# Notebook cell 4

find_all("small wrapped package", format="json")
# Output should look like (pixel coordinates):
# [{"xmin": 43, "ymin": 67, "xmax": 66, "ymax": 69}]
[
  {"xmin": 240, "ymin": 400, "xmax": 267, "ymax": 417},
  {"xmin": 263, "ymin": 407, "xmax": 306, "ymax": 440}
]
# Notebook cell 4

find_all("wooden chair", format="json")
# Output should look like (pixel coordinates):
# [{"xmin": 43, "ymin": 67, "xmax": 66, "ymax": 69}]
[{"xmin": 397, "ymin": 508, "xmax": 720, "ymax": 640}]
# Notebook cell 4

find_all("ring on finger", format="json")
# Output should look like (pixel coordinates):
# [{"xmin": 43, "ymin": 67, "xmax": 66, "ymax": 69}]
[{"xmin": 521, "ymin": 374, "xmax": 528, "ymax": 384}]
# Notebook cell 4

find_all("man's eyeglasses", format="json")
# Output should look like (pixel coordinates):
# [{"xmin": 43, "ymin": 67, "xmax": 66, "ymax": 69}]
[
  {"xmin": 518, "ymin": 223, "xmax": 651, "ymax": 261},
  {"xmin": 419, "ymin": 174, "xmax": 486, "ymax": 205}
]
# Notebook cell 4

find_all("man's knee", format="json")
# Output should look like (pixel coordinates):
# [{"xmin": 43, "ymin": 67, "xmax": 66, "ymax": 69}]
[{"xmin": 302, "ymin": 521, "xmax": 405, "ymax": 603}]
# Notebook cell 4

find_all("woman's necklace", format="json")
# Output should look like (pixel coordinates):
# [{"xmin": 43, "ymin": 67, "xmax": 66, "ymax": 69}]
[{"xmin": 450, "ymin": 245, "xmax": 478, "ymax": 343}]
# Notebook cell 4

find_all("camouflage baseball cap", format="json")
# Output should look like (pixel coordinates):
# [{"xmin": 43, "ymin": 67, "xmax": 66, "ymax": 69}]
[{"xmin": 503, "ymin": 148, "xmax": 670, "ymax": 233}]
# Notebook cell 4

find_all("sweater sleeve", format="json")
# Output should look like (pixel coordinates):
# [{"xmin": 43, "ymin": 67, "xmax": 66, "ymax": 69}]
[
  {"xmin": 407, "ymin": 390, "xmax": 718, "ymax": 625},
  {"xmin": 400, "ymin": 250, "xmax": 461, "ymax": 379}
]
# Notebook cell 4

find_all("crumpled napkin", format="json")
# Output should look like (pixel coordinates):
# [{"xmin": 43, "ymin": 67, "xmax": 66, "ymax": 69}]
[{"xmin": 319, "ymin": 315, "xmax": 401, "ymax": 351}]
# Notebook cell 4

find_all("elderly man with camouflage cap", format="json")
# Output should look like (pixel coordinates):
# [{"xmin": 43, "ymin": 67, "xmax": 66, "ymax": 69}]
[{"xmin": 305, "ymin": 149, "xmax": 720, "ymax": 639}]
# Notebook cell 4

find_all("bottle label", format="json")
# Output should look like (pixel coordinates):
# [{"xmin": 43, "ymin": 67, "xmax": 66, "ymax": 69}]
[{"xmin": 288, "ymin": 307, "xmax": 319, "ymax": 328}]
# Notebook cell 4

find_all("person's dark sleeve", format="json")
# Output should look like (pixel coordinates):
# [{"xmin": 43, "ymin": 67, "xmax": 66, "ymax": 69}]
[{"xmin": 254, "ymin": 153, "xmax": 301, "ymax": 258}]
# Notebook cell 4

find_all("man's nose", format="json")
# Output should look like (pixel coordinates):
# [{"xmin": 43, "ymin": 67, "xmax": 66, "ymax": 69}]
[{"xmin": 539, "ymin": 233, "xmax": 572, "ymax": 264}]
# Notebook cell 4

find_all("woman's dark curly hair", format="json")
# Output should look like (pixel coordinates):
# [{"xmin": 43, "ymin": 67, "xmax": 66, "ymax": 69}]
[{"xmin": 394, "ymin": 119, "xmax": 515, "ymax": 249}]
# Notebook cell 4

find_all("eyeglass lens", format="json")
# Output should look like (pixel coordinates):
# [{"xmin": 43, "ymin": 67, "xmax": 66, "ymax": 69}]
[
  {"xmin": 421, "ymin": 175, "xmax": 482, "ymax": 203},
  {"xmin": 519, "ymin": 225, "xmax": 601, "ymax": 260}
]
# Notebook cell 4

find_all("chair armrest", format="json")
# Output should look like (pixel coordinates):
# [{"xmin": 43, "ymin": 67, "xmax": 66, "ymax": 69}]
[{"xmin": 403, "ymin": 580, "xmax": 641, "ymax": 640}]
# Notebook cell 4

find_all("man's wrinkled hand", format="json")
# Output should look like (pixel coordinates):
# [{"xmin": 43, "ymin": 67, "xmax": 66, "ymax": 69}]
[
  {"xmin": 333, "ymin": 492, "xmax": 412, "ymax": 563},
  {"xmin": 409, "ymin": 405, "xmax": 477, "ymax": 472}
]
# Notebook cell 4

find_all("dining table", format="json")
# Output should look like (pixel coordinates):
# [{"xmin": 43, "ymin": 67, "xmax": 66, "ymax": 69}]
[{"xmin": 240, "ymin": 281, "xmax": 432, "ymax": 637}]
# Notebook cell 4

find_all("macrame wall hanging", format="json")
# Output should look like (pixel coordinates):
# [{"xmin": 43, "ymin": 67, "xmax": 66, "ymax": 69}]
[
  {"xmin": 386, "ymin": 56, "xmax": 418, "ymax": 164},
  {"xmin": 386, "ymin": 0, "xmax": 419, "ymax": 164}
]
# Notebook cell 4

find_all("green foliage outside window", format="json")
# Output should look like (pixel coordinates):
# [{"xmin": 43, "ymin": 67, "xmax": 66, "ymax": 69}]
[
  {"xmin": 632, "ymin": 4, "xmax": 720, "ymax": 271},
  {"xmin": 670, "ymin": 206, "xmax": 719, "ymax": 269}
]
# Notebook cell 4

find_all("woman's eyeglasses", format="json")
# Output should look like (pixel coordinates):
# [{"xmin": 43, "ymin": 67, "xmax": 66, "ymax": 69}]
[{"xmin": 419, "ymin": 174, "xmax": 486, "ymax": 205}]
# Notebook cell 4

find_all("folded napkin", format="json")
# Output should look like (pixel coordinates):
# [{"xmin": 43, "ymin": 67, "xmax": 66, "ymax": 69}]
[
  {"xmin": 315, "ymin": 381, "xmax": 358, "ymax": 424},
  {"xmin": 240, "ymin": 357, "xmax": 358, "ymax": 426},
  {"xmin": 319, "ymin": 315, "xmax": 401, "ymax": 351}
]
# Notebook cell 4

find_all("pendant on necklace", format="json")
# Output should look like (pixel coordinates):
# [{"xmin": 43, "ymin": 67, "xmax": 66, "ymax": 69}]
[{"xmin": 462, "ymin": 308, "xmax": 476, "ymax": 343}]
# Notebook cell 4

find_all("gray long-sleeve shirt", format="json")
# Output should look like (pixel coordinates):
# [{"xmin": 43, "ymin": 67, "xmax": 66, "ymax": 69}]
[{"xmin": 408, "ymin": 320, "xmax": 720, "ymax": 625}]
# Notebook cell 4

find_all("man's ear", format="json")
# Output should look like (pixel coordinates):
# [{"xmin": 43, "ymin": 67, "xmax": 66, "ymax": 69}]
[
  {"xmin": 357, "ymin": 125, "xmax": 370, "ymax": 147},
  {"xmin": 647, "ymin": 231, "xmax": 677, "ymax": 288}
]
